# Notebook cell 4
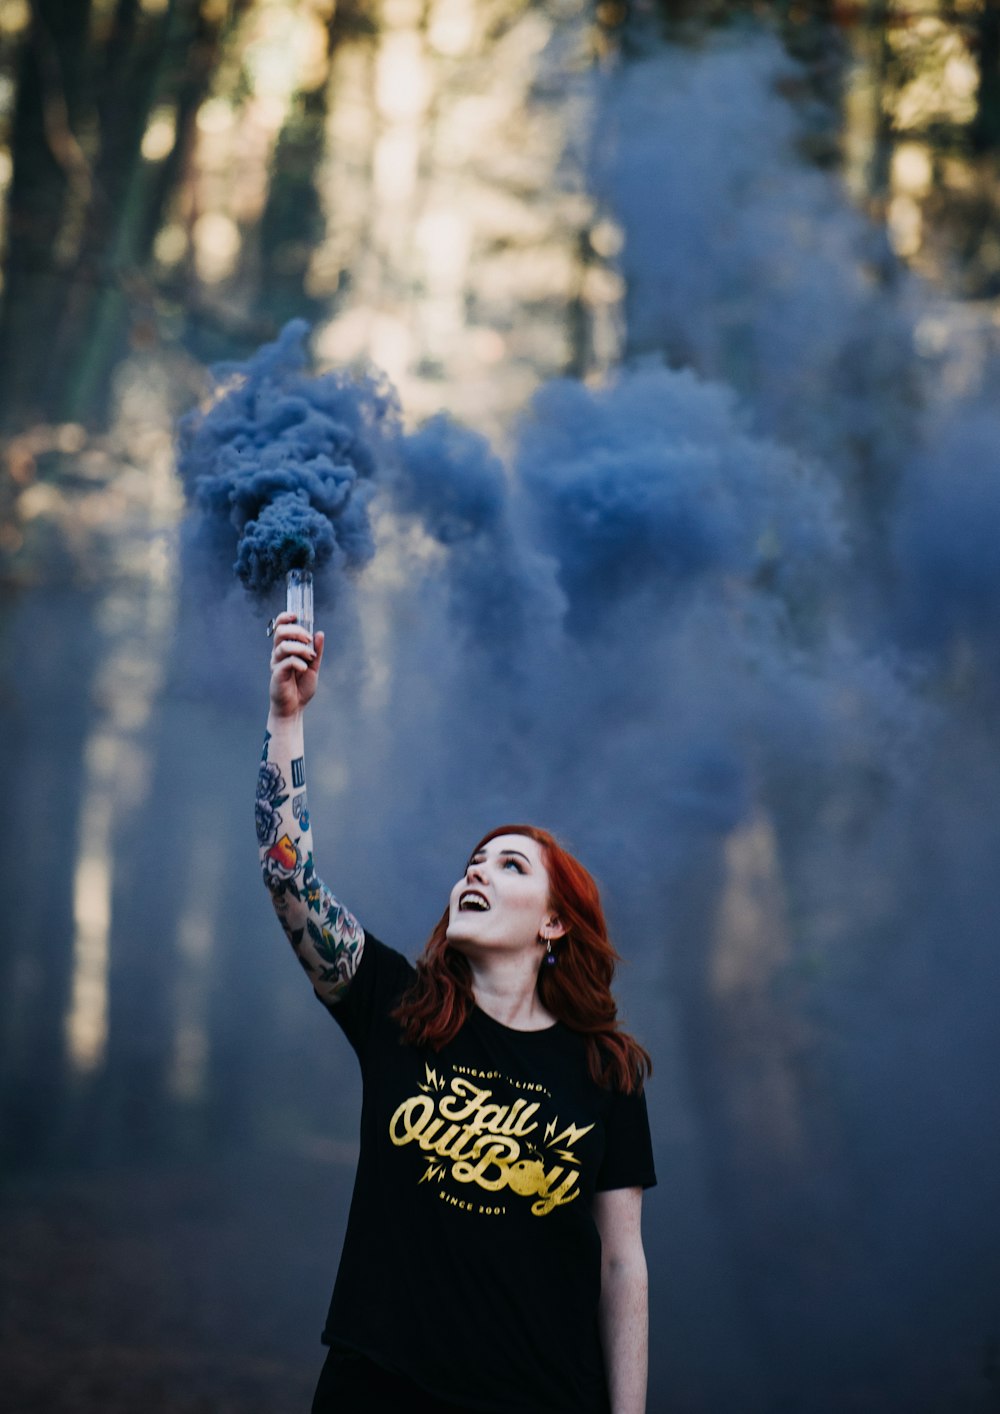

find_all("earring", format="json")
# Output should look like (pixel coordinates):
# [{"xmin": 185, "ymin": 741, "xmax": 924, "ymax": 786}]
[{"xmin": 543, "ymin": 937, "xmax": 556, "ymax": 966}]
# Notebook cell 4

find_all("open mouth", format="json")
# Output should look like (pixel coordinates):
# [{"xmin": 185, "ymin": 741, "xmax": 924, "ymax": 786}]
[{"xmin": 459, "ymin": 891, "xmax": 490, "ymax": 913}]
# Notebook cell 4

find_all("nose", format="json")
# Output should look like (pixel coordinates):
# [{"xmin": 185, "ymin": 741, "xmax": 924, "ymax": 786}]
[{"xmin": 466, "ymin": 859, "xmax": 487, "ymax": 884}]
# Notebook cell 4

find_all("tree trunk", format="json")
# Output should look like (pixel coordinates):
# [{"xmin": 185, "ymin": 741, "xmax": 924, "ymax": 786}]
[
  {"xmin": 0, "ymin": 0, "xmax": 93, "ymax": 431},
  {"xmin": 972, "ymin": 1, "xmax": 1000, "ymax": 154}
]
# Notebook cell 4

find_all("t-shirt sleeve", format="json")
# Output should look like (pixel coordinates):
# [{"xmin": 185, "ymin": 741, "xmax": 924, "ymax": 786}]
[
  {"xmin": 595, "ymin": 1083, "xmax": 657, "ymax": 1192},
  {"xmin": 319, "ymin": 931, "xmax": 415, "ymax": 1064}
]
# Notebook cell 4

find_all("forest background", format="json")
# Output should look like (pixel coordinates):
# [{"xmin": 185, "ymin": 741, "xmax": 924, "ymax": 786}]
[{"xmin": 1, "ymin": 1, "xmax": 999, "ymax": 1411}]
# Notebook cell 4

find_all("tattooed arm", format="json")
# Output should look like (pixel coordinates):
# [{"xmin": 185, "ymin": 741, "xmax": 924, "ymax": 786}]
[{"xmin": 258, "ymin": 611, "xmax": 364, "ymax": 1005}]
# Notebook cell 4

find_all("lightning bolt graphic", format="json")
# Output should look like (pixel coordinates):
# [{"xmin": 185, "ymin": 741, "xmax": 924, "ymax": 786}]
[
  {"xmin": 420, "ymin": 1162, "xmax": 446, "ymax": 1183},
  {"xmin": 544, "ymin": 1118, "xmax": 558, "ymax": 1143},
  {"xmin": 419, "ymin": 1063, "xmax": 443, "ymax": 1093},
  {"xmin": 547, "ymin": 1121, "xmax": 595, "ymax": 1149}
]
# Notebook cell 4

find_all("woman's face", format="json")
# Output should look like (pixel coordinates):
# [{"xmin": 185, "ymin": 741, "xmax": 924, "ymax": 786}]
[{"xmin": 446, "ymin": 833, "xmax": 562, "ymax": 957}]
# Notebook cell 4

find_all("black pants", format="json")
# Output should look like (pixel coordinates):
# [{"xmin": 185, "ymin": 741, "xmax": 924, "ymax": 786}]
[{"xmin": 311, "ymin": 1345, "xmax": 473, "ymax": 1413}]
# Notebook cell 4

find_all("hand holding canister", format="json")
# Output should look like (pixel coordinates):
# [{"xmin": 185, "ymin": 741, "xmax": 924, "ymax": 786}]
[{"xmin": 269, "ymin": 609, "xmax": 324, "ymax": 719}]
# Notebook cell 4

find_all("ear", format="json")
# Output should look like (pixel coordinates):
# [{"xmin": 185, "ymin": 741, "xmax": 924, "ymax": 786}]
[{"xmin": 542, "ymin": 914, "xmax": 568, "ymax": 941}]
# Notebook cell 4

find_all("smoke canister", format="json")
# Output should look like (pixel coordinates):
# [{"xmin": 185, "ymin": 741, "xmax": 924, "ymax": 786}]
[{"xmin": 286, "ymin": 567, "xmax": 314, "ymax": 640}]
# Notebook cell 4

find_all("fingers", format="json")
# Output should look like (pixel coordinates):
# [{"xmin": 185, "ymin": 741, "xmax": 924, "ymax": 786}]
[
  {"xmin": 270, "ymin": 630, "xmax": 314, "ymax": 656},
  {"xmin": 271, "ymin": 613, "xmax": 314, "ymax": 646},
  {"xmin": 271, "ymin": 642, "xmax": 314, "ymax": 672},
  {"xmin": 269, "ymin": 611, "xmax": 322, "ymax": 678},
  {"xmin": 272, "ymin": 654, "xmax": 311, "ymax": 676},
  {"xmin": 270, "ymin": 615, "xmax": 315, "ymax": 656}
]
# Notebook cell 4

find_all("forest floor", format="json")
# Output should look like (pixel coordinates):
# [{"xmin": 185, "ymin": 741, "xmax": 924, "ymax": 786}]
[{"xmin": 0, "ymin": 1144, "xmax": 357, "ymax": 1413}]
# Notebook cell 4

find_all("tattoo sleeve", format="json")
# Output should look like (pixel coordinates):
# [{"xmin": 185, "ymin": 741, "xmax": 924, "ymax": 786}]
[{"xmin": 257, "ymin": 715, "xmax": 364, "ymax": 1005}]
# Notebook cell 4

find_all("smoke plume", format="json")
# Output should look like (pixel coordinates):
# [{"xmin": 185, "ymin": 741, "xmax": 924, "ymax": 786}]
[
  {"xmin": 177, "ymin": 319, "xmax": 399, "ymax": 601},
  {"xmin": 171, "ymin": 23, "xmax": 1000, "ymax": 1414}
]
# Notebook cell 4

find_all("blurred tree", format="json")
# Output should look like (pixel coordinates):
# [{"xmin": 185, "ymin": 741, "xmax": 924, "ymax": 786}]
[
  {"xmin": 0, "ymin": 588, "xmax": 104, "ymax": 1169},
  {"xmin": 971, "ymin": 0, "xmax": 1000, "ymax": 153},
  {"xmin": 638, "ymin": 0, "xmax": 1000, "ymax": 297},
  {"xmin": 863, "ymin": 0, "xmax": 894, "ymax": 208},
  {"xmin": 256, "ymin": 3, "xmax": 342, "ymax": 333},
  {"xmin": 0, "ymin": 0, "xmax": 94, "ymax": 429},
  {"xmin": 0, "ymin": 0, "xmax": 242, "ymax": 433}
]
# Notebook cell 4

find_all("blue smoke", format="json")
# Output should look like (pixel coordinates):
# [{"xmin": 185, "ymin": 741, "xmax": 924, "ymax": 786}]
[
  {"xmin": 578, "ymin": 27, "xmax": 999, "ymax": 1413},
  {"xmin": 395, "ymin": 414, "xmax": 506, "ymax": 544},
  {"xmin": 592, "ymin": 32, "xmax": 922, "ymax": 486},
  {"xmin": 393, "ymin": 413, "xmax": 564, "ymax": 661},
  {"xmin": 516, "ymin": 366, "xmax": 843, "ymax": 632},
  {"xmin": 177, "ymin": 320, "xmax": 399, "ymax": 599},
  {"xmin": 893, "ymin": 403, "xmax": 1000, "ymax": 682}
]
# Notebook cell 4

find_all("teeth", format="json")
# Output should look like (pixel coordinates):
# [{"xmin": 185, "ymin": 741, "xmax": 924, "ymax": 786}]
[{"xmin": 460, "ymin": 892, "xmax": 490, "ymax": 912}]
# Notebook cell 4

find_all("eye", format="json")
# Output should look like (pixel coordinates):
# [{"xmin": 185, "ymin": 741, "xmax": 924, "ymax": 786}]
[{"xmin": 502, "ymin": 857, "xmax": 525, "ymax": 872}]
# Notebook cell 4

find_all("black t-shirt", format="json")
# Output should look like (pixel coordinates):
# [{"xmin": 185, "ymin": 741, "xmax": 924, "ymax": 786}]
[{"xmin": 319, "ymin": 934, "xmax": 657, "ymax": 1414}]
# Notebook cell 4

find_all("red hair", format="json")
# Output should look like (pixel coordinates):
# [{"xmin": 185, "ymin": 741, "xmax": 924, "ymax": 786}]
[{"xmin": 392, "ymin": 825, "xmax": 652, "ymax": 1094}]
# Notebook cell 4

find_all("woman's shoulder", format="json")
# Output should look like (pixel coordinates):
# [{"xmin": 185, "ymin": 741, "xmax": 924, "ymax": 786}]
[
  {"xmin": 321, "ymin": 932, "xmax": 417, "ymax": 1041},
  {"xmin": 353, "ymin": 931, "xmax": 418, "ymax": 998},
  {"xmin": 361, "ymin": 930, "xmax": 417, "ymax": 972}
]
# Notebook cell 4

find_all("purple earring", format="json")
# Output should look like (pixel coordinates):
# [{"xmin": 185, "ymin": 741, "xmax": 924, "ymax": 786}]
[{"xmin": 544, "ymin": 938, "xmax": 556, "ymax": 966}]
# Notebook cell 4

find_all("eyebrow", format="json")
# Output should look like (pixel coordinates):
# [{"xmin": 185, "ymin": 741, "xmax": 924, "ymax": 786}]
[{"xmin": 469, "ymin": 847, "xmax": 532, "ymax": 865}]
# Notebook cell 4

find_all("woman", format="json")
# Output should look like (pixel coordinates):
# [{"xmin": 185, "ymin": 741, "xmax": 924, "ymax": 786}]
[{"xmin": 258, "ymin": 612, "xmax": 656, "ymax": 1414}]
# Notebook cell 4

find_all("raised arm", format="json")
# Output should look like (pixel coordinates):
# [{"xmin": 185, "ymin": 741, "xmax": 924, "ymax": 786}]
[{"xmin": 258, "ymin": 611, "xmax": 364, "ymax": 1005}]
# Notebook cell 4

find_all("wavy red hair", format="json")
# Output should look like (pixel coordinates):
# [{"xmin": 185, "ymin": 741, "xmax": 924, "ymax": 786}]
[{"xmin": 392, "ymin": 825, "xmax": 652, "ymax": 1094}]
